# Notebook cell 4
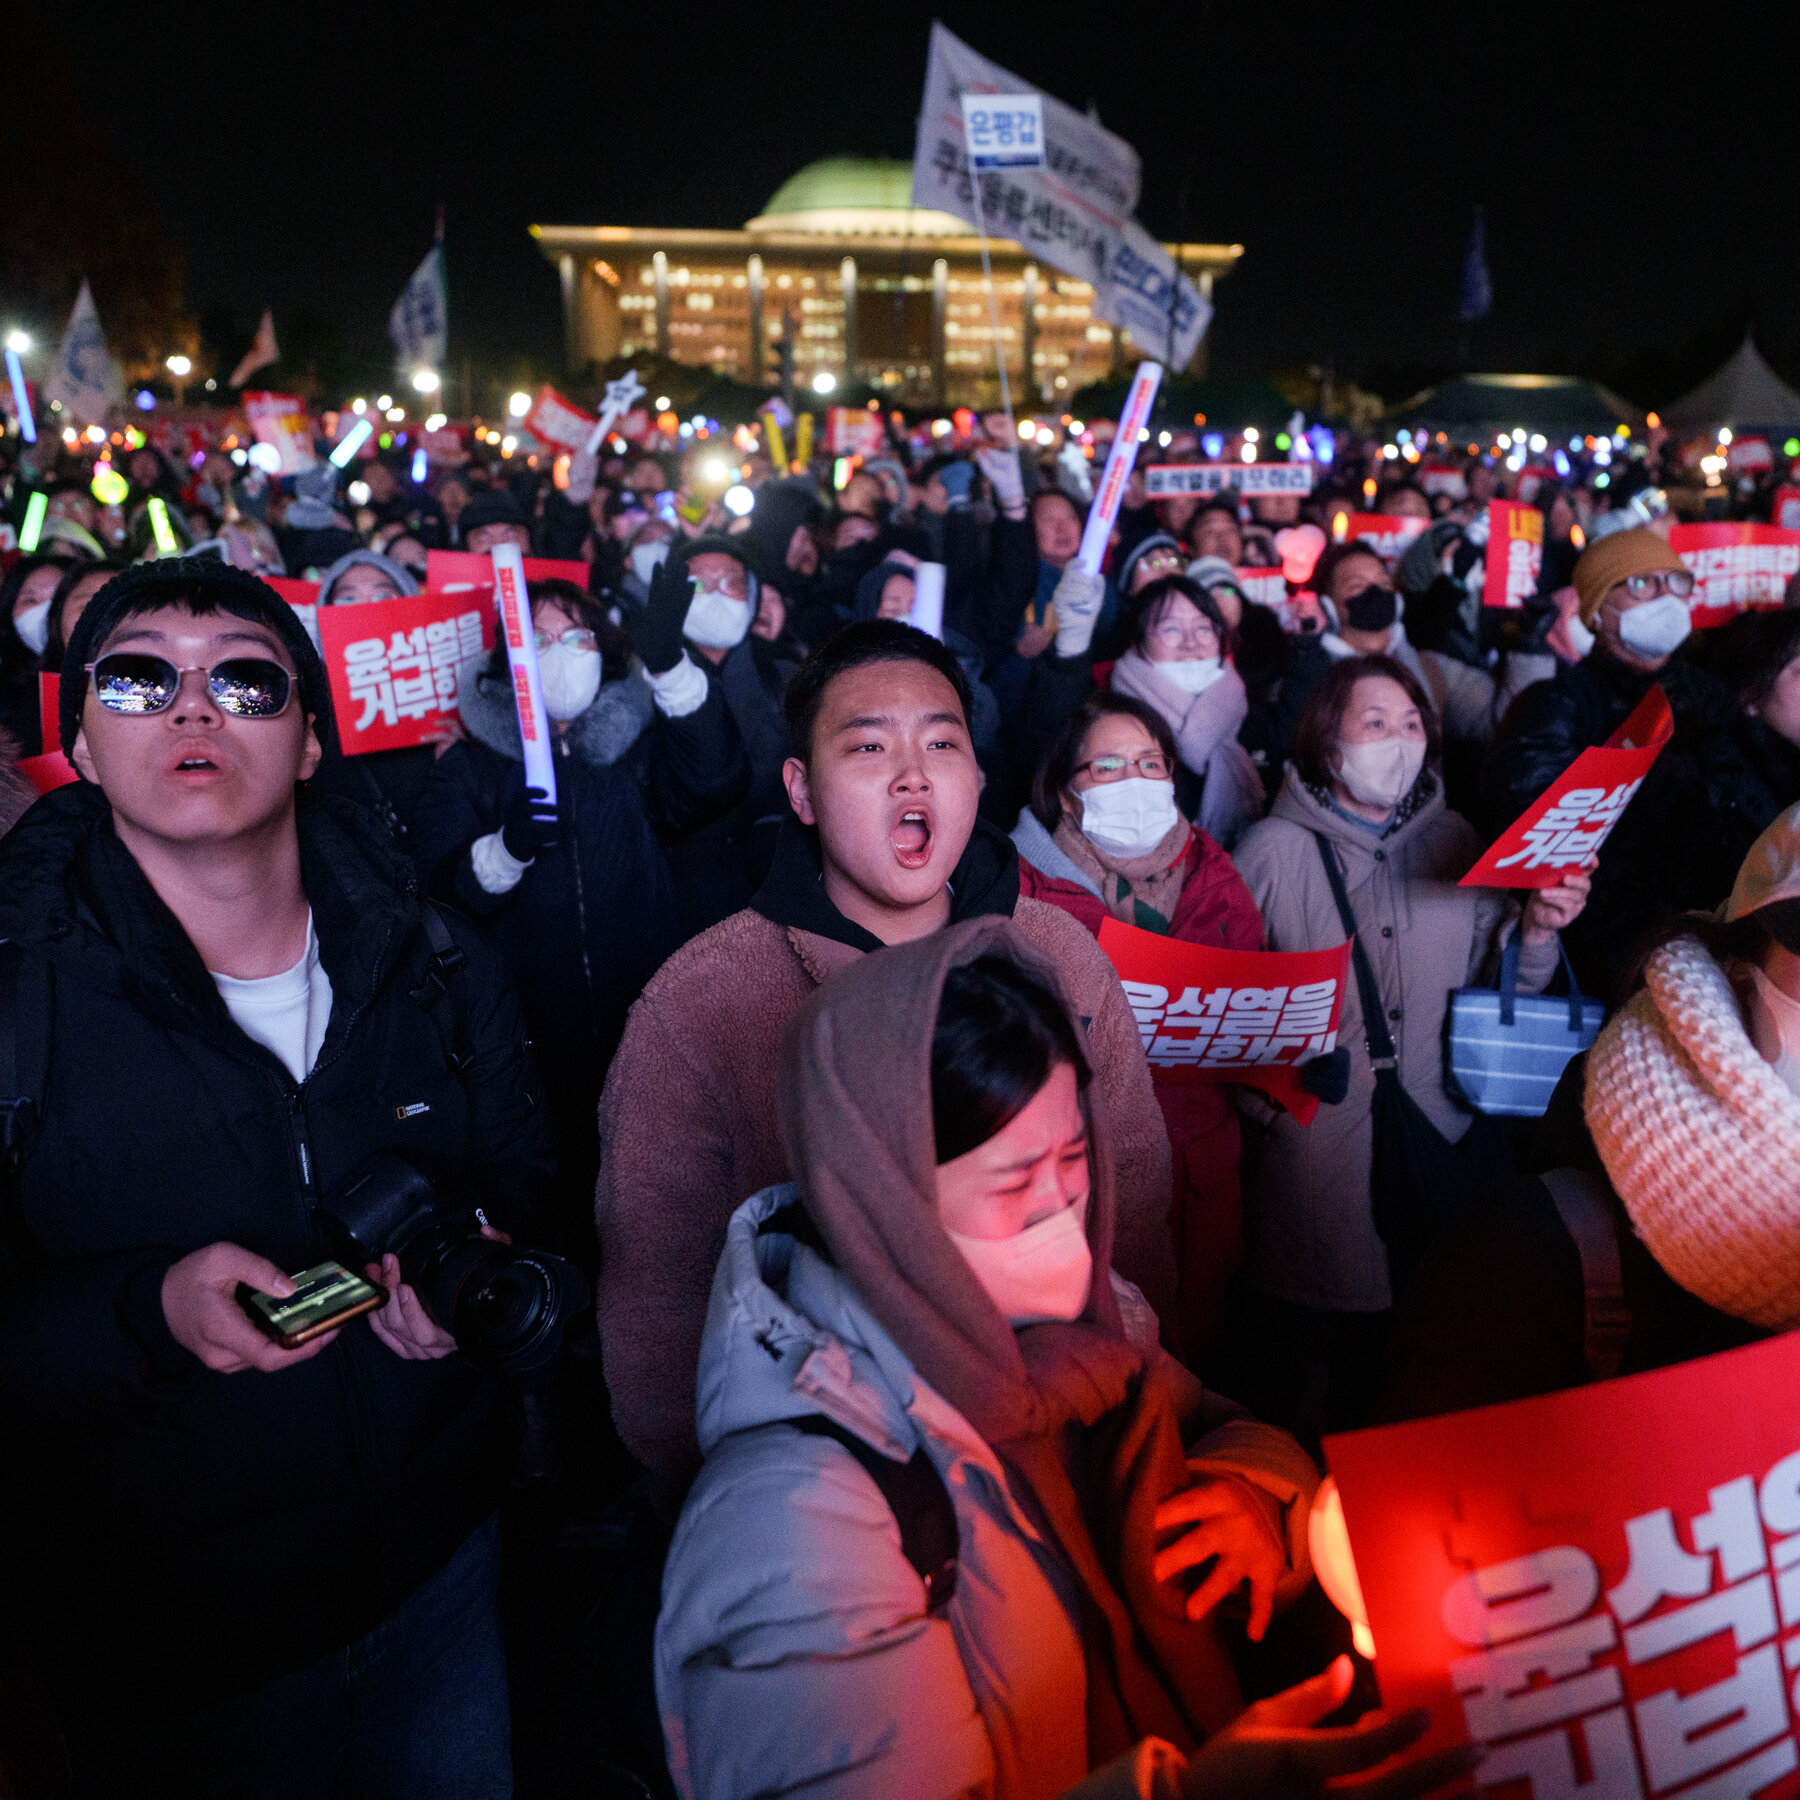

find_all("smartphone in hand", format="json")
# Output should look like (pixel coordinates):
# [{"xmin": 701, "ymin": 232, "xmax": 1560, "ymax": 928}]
[{"xmin": 237, "ymin": 1262, "xmax": 385, "ymax": 1349}]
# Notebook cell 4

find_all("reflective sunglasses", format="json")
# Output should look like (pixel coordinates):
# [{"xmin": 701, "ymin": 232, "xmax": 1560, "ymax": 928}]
[
  {"xmin": 88, "ymin": 653, "xmax": 294, "ymax": 718},
  {"xmin": 1620, "ymin": 569, "xmax": 1694, "ymax": 601}
]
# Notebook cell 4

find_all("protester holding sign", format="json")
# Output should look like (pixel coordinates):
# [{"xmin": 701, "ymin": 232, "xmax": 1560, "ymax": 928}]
[
  {"xmin": 1482, "ymin": 527, "xmax": 1751, "ymax": 995},
  {"xmin": 1225, "ymin": 655, "xmax": 1588, "ymax": 1448},
  {"xmin": 1108, "ymin": 575, "xmax": 1266, "ymax": 850},
  {"xmin": 1013, "ymin": 692, "xmax": 1264, "ymax": 1360},
  {"xmin": 596, "ymin": 621, "xmax": 1175, "ymax": 1482},
  {"xmin": 655, "ymin": 924, "xmax": 1319, "ymax": 1800}
]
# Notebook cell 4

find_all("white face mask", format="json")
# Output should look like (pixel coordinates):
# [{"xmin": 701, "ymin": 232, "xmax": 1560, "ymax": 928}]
[
  {"xmin": 1078, "ymin": 776, "xmax": 1181, "ymax": 856},
  {"xmin": 1617, "ymin": 594, "xmax": 1691, "ymax": 659},
  {"xmin": 947, "ymin": 1197, "xmax": 1093, "ymax": 1326},
  {"xmin": 13, "ymin": 598, "xmax": 51, "ymax": 656},
  {"xmin": 1156, "ymin": 655, "xmax": 1226, "ymax": 695},
  {"xmin": 1334, "ymin": 735, "xmax": 1426, "ymax": 811},
  {"xmin": 683, "ymin": 584, "xmax": 753, "ymax": 650},
  {"xmin": 628, "ymin": 541, "xmax": 669, "ymax": 587},
  {"xmin": 1565, "ymin": 615, "xmax": 1596, "ymax": 660},
  {"xmin": 536, "ymin": 642, "xmax": 603, "ymax": 720}
]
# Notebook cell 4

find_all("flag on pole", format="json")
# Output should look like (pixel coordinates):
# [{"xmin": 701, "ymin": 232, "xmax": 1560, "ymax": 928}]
[
  {"xmin": 1459, "ymin": 206, "xmax": 1493, "ymax": 323},
  {"xmin": 228, "ymin": 308, "xmax": 281, "ymax": 387},
  {"xmin": 42, "ymin": 280, "xmax": 122, "ymax": 426},
  {"xmin": 389, "ymin": 243, "xmax": 447, "ymax": 376}
]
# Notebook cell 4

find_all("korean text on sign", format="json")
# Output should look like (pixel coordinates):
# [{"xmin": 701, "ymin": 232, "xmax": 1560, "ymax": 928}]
[
  {"xmin": 1097, "ymin": 920, "xmax": 1350, "ymax": 1125},
  {"xmin": 1670, "ymin": 524, "xmax": 1800, "ymax": 628},
  {"xmin": 1325, "ymin": 1329, "xmax": 1800, "ymax": 1800},
  {"xmin": 1144, "ymin": 464, "xmax": 1315, "ymax": 497},
  {"xmin": 317, "ymin": 592, "xmax": 489, "ymax": 757},
  {"xmin": 960, "ymin": 93, "xmax": 1044, "ymax": 168},
  {"xmin": 1484, "ymin": 501, "xmax": 1545, "ymax": 610}
]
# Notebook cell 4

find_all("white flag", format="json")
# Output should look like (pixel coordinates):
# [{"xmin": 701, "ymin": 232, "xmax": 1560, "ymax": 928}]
[
  {"xmin": 228, "ymin": 308, "xmax": 281, "ymax": 387},
  {"xmin": 910, "ymin": 24, "xmax": 1211, "ymax": 368},
  {"xmin": 388, "ymin": 243, "xmax": 447, "ymax": 375},
  {"xmin": 43, "ymin": 280, "xmax": 123, "ymax": 426}
]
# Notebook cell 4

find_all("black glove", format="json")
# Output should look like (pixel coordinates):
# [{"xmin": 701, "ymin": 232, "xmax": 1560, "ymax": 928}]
[
  {"xmin": 1299, "ymin": 1047, "xmax": 1350, "ymax": 1105},
  {"xmin": 635, "ymin": 559, "xmax": 695, "ymax": 676},
  {"xmin": 500, "ymin": 785, "xmax": 559, "ymax": 862}
]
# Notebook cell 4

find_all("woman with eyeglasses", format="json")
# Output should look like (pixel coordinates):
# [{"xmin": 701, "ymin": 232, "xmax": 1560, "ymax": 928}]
[
  {"xmin": 1013, "ymin": 692, "xmax": 1265, "ymax": 1361},
  {"xmin": 1109, "ymin": 575, "xmax": 1266, "ymax": 851},
  {"xmin": 411, "ymin": 578, "xmax": 680, "ymax": 1260},
  {"xmin": 1482, "ymin": 527, "xmax": 1744, "ymax": 998}
]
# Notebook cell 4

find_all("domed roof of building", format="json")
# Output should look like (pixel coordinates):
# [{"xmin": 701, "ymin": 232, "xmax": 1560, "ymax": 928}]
[{"xmin": 746, "ymin": 157, "xmax": 970, "ymax": 237}]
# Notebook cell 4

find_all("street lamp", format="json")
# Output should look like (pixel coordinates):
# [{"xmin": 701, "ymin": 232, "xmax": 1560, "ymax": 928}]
[
  {"xmin": 508, "ymin": 391, "xmax": 531, "ymax": 418},
  {"xmin": 166, "ymin": 355, "xmax": 192, "ymax": 377},
  {"xmin": 411, "ymin": 369, "xmax": 440, "ymax": 395},
  {"xmin": 812, "ymin": 370, "xmax": 837, "ymax": 395},
  {"xmin": 5, "ymin": 331, "xmax": 31, "ymax": 356}
]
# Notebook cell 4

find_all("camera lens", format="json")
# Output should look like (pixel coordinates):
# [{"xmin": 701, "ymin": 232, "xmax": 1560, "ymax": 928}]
[{"xmin": 411, "ymin": 1236, "xmax": 588, "ymax": 1375}]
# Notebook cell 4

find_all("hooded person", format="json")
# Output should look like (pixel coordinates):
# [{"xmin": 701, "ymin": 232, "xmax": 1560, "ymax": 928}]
[
  {"xmin": 1481, "ymin": 527, "xmax": 1744, "ymax": 995},
  {"xmin": 1108, "ymin": 576, "xmax": 1265, "ymax": 851},
  {"xmin": 654, "ymin": 922, "xmax": 1322, "ymax": 1800},
  {"xmin": 1013, "ymin": 692, "xmax": 1265, "ymax": 1362},
  {"xmin": 632, "ymin": 534, "xmax": 798, "ymax": 933},
  {"xmin": 596, "ymin": 620, "xmax": 1179, "ymax": 1484},
  {"xmin": 316, "ymin": 546, "xmax": 419, "ymax": 607},
  {"xmin": 1379, "ymin": 803, "xmax": 1800, "ymax": 1420},
  {"xmin": 409, "ymin": 579, "xmax": 718, "ymax": 1255}
]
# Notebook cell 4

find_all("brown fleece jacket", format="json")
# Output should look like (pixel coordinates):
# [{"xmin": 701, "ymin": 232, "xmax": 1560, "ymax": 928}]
[
  {"xmin": 596, "ymin": 898, "xmax": 1177, "ymax": 1482},
  {"xmin": 0, "ymin": 731, "xmax": 34, "ymax": 843}
]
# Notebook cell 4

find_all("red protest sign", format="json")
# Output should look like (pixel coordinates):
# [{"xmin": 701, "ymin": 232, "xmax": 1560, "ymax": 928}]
[
  {"xmin": 1331, "ymin": 513, "xmax": 1429, "ymax": 565},
  {"xmin": 1460, "ymin": 687, "xmax": 1672, "ymax": 890},
  {"xmin": 316, "ymin": 591, "xmax": 492, "ymax": 756},
  {"xmin": 826, "ymin": 407, "xmax": 886, "ymax": 457},
  {"xmin": 1670, "ymin": 523, "xmax": 1800, "ymax": 628},
  {"xmin": 1323, "ymin": 1330, "xmax": 1800, "ymax": 1800},
  {"xmin": 1484, "ymin": 501, "xmax": 1545, "ymax": 609},
  {"xmin": 261, "ymin": 577, "xmax": 320, "ymax": 609},
  {"xmin": 523, "ymin": 386, "xmax": 597, "ymax": 453},
  {"xmin": 1096, "ymin": 918, "xmax": 1351, "ymax": 1126},
  {"xmin": 242, "ymin": 392, "xmax": 316, "ymax": 475},
  {"xmin": 1420, "ymin": 464, "xmax": 1469, "ymax": 499},
  {"xmin": 18, "ymin": 750, "xmax": 77, "ymax": 795},
  {"xmin": 39, "ymin": 671, "xmax": 57, "ymax": 751},
  {"xmin": 424, "ymin": 551, "xmax": 589, "ymax": 594}
]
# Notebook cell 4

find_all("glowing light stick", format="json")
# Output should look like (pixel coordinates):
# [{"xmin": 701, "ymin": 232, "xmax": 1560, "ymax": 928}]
[
  {"xmin": 19, "ymin": 491, "xmax": 47, "ymax": 552},
  {"xmin": 329, "ymin": 418, "xmax": 374, "ymax": 467},
  {"xmin": 6, "ymin": 350, "xmax": 34, "ymax": 443},
  {"xmin": 908, "ymin": 562, "xmax": 946, "ymax": 640},
  {"xmin": 1075, "ymin": 361, "xmax": 1162, "ymax": 576},
  {"xmin": 148, "ymin": 497, "xmax": 179, "ymax": 556},
  {"xmin": 490, "ymin": 544, "xmax": 556, "ymax": 805}
]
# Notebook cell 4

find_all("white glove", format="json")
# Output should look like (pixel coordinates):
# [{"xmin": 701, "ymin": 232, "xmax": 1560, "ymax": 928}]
[
  {"xmin": 565, "ymin": 446, "xmax": 599, "ymax": 506},
  {"xmin": 1051, "ymin": 563, "xmax": 1105, "ymax": 658},
  {"xmin": 976, "ymin": 446, "xmax": 1026, "ymax": 515}
]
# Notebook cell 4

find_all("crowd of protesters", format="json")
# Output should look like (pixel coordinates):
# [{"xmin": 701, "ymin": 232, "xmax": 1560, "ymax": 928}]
[{"xmin": 4, "ymin": 382, "xmax": 1800, "ymax": 1800}]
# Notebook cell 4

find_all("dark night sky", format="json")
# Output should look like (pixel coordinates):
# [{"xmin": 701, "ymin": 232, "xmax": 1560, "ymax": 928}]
[{"xmin": 49, "ymin": 2, "xmax": 1800, "ymax": 399}]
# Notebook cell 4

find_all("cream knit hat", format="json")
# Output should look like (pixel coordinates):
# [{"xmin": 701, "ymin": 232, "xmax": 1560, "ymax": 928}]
[{"xmin": 1586, "ymin": 935, "xmax": 1800, "ymax": 1329}]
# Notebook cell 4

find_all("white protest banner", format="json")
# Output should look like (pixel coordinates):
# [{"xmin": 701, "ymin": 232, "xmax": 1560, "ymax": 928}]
[
  {"xmin": 523, "ymin": 385, "xmax": 597, "ymax": 453},
  {"xmin": 960, "ymin": 91, "xmax": 1044, "ymax": 167},
  {"xmin": 43, "ymin": 281, "xmax": 122, "ymax": 426},
  {"xmin": 583, "ymin": 369, "xmax": 646, "ymax": 456},
  {"xmin": 390, "ymin": 243, "xmax": 447, "ymax": 376},
  {"xmin": 1076, "ymin": 361, "xmax": 1161, "ymax": 575},
  {"xmin": 909, "ymin": 562, "xmax": 946, "ymax": 639},
  {"xmin": 490, "ymin": 544, "xmax": 556, "ymax": 804},
  {"xmin": 913, "ymin": 25, "xmax": 1210, "ymax": 368},
  {"xmin": 243, "ymin": 392, "xmax": 317, "ymax": 476},
  {"xmin": 1145, "ymin": 463, "xmax": 1314, "ymax": 497}
]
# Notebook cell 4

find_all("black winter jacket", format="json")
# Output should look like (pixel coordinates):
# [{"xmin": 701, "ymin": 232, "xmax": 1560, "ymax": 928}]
[
  {"xmin": 0, "ymin": 782, "xmax": 554, "ymax": 1713},
  {"xmin": 1480, "ymin": 648, "xmax": 1742, "ymax": 996}
]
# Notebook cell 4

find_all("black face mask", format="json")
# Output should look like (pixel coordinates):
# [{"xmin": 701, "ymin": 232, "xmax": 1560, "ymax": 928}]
[{"xmin": 1343, "ymin": 586, "xmax": 1398, "ymax": 632}]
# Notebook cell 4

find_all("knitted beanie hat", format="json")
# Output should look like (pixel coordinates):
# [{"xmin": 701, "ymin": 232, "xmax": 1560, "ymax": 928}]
[
  {"xmin": 1571, "ymin": 526, "xmax": 1687, "ymax": 626},
  {"xmin": 1586, "ymin": 935, "xmax": 1800, "ymax": 1328}
]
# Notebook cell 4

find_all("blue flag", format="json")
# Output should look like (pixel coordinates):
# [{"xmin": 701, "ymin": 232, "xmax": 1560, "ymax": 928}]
[
  {"xmin": 389, "ymin": 243, "xmax": 447, "ymax": 374},
  {"xmin": 1459, "ymin": 207, "xmax": 1492, "ymax": 323}
]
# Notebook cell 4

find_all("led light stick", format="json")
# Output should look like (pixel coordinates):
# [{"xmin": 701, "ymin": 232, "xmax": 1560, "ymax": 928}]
[
  {"xmin": 1075, "ymin": 360, "xmax": 1162, "ymax": 576},
  {"xmin": 19, "ymin": 490, "xmax": 47, "ymax": 552},
  {"xmin": 490, "ymin": 543, "xmax": 556, "ymax": 804},
  {"xmin": 909, "ymin": 562, "xmax": 946, "ymax": 640},
  {"xmin": 147, "ymin": 497, "xmax": 179, "ymax": 555},
  {"xmin": 5, "ymin": 350, "xmax": 34, "ymax": 443},
  {"xmin": 329, "ymin": 418, "xmax": 374, "ymax": 467}
]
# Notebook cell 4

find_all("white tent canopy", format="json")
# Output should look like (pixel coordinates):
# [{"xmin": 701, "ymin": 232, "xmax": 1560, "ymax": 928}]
[{"xmin": 1665, "ymin": 335, "xmax": 1800, "ymax": 433}]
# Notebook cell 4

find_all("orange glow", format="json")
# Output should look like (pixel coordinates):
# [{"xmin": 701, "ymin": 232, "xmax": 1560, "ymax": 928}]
[
  {"xmin": 1361, "ymin": 477, "xmax": 1377, "ymax": 503},
  {"xmin": 1332, "ymin": 509, "xmax": 1350, "ymax": 543},
  {"xmin": 1570, "ymin": 524, "xmax": 1586, "ymax": 551},
  {"xmin": 1646, "ymin": 412, "xmax": 1661, "ymax": 430},
  {"xmin": 1309, "ymin": 1478, "xmax": 1375, "ymax": 1658}
]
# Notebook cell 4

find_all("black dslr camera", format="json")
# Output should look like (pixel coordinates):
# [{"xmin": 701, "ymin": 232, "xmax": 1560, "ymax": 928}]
[{"xmin": 319, "ymin": 1155, "xmax": 587, "ymax": 1375}]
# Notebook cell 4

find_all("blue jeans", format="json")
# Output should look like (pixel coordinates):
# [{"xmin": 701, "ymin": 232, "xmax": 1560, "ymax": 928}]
[{"xmin": 70, "ymin": 1513, "xmax": 512, "ymax": 1800}]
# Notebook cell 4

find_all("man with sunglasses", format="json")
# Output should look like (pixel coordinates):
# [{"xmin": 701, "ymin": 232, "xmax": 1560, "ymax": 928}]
[
  {"xmin": 1482, "ymin": 526, "xmax": 1743, "ymax": 993},
  {"xmin": 0, "ymin": 558, "xmax": 552, "ymax": 1794}
]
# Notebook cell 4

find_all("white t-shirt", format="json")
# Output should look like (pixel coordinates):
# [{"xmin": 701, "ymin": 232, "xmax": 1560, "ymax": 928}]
[{"xmin": 211, "ymin": 913, "xmax": 334, "ymax": 1084}]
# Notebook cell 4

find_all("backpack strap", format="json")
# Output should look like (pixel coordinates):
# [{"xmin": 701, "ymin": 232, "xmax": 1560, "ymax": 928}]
[
  {"xmin": 409, "ymin": 903, "xmax": 473, "ymax": 1076},
  {"xmin": 789, "ymin": 1414, "xmax": 959, "ymax": 1615},
  {"xmin": 1311, "ymin": 832, "xmax": 1396, "ymax": 1068},
  {"xmin": 0, "ymin": 941, "xmax": 50, "ymax": 1205},
  {"xmin": 1540, "ymin": 1167, "xmax": 1631, "ymax": 1382}
]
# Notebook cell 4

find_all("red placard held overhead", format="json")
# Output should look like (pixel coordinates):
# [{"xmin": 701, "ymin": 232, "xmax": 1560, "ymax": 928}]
[
  {"xmin": 1328, "ymin": 512, "xmax": 1429, "ymax": 566},
  {"xmin": 424, "ymin": 551, "xmax": 590, "ymax": 594},
  {"xmin": 523, "ymin": 386, "xmax": 598, "ymax": 453},
  {"xmin": 1461, "ymin": 687, "xmax": 1673, "ymax": 889},
  {"xmin": 1096, "ymin": 919, "xmax": 1351, "ymax": 1125},
  {"xmin": 1324, "ymin": 1329, "xmax": 1800, "ymax": 1800},
  {"xmin": 316, "ymin": 591, "xmax": 493, "ymax": 756},
  {"xmin": 1669, "ymin": 523, "xmax": 1800, "ymax": 628},
  {"xmin": 1483, "ymin": 501, "xmax": 1544, "ymax": 609}
]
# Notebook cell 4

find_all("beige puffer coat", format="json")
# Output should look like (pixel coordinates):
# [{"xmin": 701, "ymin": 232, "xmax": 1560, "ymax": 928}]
[{"xmin": 1229, "ymin": 766, "xmax": 1555, "ymax": 1310}]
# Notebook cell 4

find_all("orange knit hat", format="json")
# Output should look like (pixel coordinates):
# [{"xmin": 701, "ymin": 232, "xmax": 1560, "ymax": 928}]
[{"xmin": 1571, "ymin": 526, "xmax": 1687, "ymax": 626}]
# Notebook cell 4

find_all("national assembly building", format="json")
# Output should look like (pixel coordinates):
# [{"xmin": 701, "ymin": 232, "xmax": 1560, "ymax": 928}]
[{"xmin": 531, "ymin": 158, "xmax": 1241, "ymax": 412}]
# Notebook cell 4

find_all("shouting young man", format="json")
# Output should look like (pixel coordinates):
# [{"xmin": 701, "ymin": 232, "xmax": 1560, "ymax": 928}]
[{"xmin": 597, "ymin": 618, "xmax": 1174, "ymax": 1483}]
